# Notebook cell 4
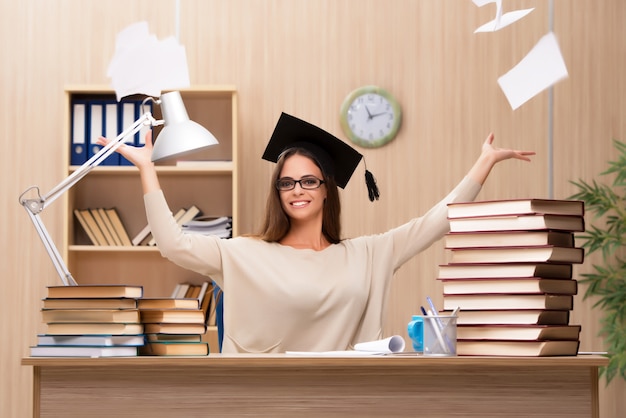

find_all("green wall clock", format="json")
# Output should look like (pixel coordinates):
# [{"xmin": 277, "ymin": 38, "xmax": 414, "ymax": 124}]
[{"xmin": 339, "ymin": 85, "xmax": 402, "ymax": 148}]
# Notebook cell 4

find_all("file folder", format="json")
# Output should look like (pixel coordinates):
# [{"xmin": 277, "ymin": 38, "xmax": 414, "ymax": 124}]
[{"xmin": 70, "ymin": 100, "xmax": 88, "ymax": 165}]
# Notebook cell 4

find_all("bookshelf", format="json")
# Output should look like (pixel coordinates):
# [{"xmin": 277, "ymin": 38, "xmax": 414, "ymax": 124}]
[{"xmin": 62, "ymin": 86, "xmax": 237, "ymax": 350}]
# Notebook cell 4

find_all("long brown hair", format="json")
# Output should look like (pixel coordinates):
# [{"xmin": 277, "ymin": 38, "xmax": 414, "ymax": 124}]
[{"xmin": 257, "ymin": 147, "xmax": 342, "ymax": 244}]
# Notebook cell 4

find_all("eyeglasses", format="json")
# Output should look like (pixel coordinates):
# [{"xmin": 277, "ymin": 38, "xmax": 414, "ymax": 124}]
[{"xmin": 275, "ymin": 176, "xmax": 325, "ymax": 191}]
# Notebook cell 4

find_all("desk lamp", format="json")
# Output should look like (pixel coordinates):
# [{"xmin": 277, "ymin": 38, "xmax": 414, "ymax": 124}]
[{"xmin": 19, "ymin": 91, "xmax": 218, "ymax": 286}]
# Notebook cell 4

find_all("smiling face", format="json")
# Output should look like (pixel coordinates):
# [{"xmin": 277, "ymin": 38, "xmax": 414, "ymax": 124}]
[{"xmin": 278, "ymin": 153, "xmax": 328, "ymax": 223}]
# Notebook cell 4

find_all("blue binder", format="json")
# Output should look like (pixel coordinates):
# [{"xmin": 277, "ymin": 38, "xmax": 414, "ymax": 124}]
[
  {"xmin": 103, "ymin": 100, "xmax": 120, "ymax": 165},
  {"xmin": 118, "ymin": 100, "xmax": 139, "ymax": 166},
  {"xmin": 70, "ymin": 99, "xmax": 88, "ymax": 165},
  {"xmin": 137, "ymin": 99, "xmax": 153, "ymax": 147},
  {"xmin": 86, "ymin": 101, "xmax": 117, "ymax": 166}
]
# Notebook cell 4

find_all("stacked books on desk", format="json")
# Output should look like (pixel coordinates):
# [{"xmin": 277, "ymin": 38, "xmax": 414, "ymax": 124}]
[
  {"xmin": 138, "ymin": 281, "xmax": 212, "ymax": 356},
  {"xmin": 440, "ymin": 199, "xmax": 585, "ymax": 357},
  {"xmin": 31, "ymin": 285, "xmax": 145, "ymax": 357}
]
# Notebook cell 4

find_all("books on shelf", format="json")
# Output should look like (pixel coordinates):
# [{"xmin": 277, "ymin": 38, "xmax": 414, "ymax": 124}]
[
  {"xmin": 444, "ymin": 230, "xmax": 575, "ymax": 249},
  {"xmin": 135, "ymin": 205, "xmax": 208, "ymax": 247},
  {"xmin": 74, "ymin": 207, "xmax": 132, "ymax": 246},
  {"xmin": 74, "ymin": 209, "xmax": 107, "ymax": 246},
  {"xmin": 440, "ymin": 278, "xmax": 578, "ymax": 295},
  {"xmin": 448, "ymin": 213, "xmax": 585, "ymax": 233},
  {"xmin": 139, "ymin": 341, "xmax": 209, "ymax": 356},
  {"xmin": 148, "ymin": 205, "xmax": 201, "ymax": 246},
  {"xmin": 456, "ymin": 324, "xmax": 581, "ymax": 341},
  {"xmin": 447, "ymin": 198, "xmax": 584, "ymax": 219},
  {"xmin": 447, "ymin": 245, "xmax": 584, "ymax": 264},
  {"xmin": 454, "ymin": 309, "xmax": 570, "ymax": 325},
  {"xmin": 456, "ymin": 340, "xmax": 580, "ymax": 356},
  {"xmin": 443, "ymin": 293, "xmax": 573, "ymax": 311},
  {"xmin": 103, "ymin": 208, "xmax": 133, "ymax": 246},
  {"xmin": 90, "ymin": 208, "xmax": 118, "ymax": 245}
]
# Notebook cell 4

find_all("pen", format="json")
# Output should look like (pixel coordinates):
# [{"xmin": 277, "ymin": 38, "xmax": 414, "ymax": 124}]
[
  {"xmin": 426, "ymin": 296, "xmax": 454, "ymax": 353},
  {"xmin": 426, "ymin": 309, "xmax": 449, "ymax": 354}
]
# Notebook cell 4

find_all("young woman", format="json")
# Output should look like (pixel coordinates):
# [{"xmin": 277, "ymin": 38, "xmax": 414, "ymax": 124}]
[{"xmin": 98, "ymin": 112, "xmax": 534, "ymax": 353}]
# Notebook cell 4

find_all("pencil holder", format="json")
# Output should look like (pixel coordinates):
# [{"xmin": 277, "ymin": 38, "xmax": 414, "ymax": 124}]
[{"xmin": 423, "ymin": 315, "xmax": 457, "ymax": 356}]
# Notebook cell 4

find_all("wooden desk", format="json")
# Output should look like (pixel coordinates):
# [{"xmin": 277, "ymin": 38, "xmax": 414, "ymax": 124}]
[{"xmin": 22, "ymin": 354, "xmax": 607, "ymax": 418}]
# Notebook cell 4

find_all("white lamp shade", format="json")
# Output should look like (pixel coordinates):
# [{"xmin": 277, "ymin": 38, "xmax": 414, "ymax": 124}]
[{"xmin": 151, "ymin": 91, "xmax": 219, "ymax": 162}]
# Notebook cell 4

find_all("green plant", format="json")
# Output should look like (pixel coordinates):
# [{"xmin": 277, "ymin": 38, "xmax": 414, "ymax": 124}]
[{"xmin": 569, "ymin": 139, "xmax": 626, "ymax": 383}]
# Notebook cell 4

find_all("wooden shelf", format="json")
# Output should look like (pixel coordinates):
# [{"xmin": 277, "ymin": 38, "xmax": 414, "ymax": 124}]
[{"xmin": 63, "ymin": 86, "xmax": 238, "ymax": 298}]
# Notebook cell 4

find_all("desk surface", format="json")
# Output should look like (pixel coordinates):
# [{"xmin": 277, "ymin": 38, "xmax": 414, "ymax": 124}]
[{"xmin": 22, "ymin": 353, "xmax": 609, "ymax": 367}]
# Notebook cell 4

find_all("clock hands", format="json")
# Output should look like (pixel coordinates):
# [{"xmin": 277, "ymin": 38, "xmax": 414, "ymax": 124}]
[{"xmin": 364, "ymin": 105, "xmax": 387, "ymax": 121}]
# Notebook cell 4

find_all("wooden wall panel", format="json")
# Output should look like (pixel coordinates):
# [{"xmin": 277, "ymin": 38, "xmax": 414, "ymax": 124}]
[{"xmin": 1, "ymin": 1, "xmax": 623, "ymax": 417}]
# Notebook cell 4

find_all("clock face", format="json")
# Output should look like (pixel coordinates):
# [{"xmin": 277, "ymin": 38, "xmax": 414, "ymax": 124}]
[{"xmin": 340, "ymin": 86, "xmax": 401, "ymax": 148}]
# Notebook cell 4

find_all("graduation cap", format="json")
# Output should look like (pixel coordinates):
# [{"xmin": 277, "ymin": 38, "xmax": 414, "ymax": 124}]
[{"xmin": 262, "ymin": 112, "xmax": 379, "ymax": 201}]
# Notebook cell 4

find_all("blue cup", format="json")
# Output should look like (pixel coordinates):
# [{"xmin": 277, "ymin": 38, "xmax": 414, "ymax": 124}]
[{"xmin": 407, "ymin": 315, "xmax": 424, "ymax": 353}]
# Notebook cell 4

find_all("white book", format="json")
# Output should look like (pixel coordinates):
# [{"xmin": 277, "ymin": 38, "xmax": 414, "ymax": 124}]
[
  {"xmin": 36, "ymin": 334, "xmax": 145, "ymax": 347},
  {"xmin": 30, "ymin": 345, "xmax": 138, "ymax": 357}
]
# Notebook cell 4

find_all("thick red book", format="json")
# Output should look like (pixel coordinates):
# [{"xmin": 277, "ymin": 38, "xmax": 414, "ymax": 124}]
[
  {"xmin": 447, "ymin": 199, "xmax": 584, "ymax": 219},
  {"xmin": 439, "ymin": 278, "xmax": 578, "ymax": 295},
  {"xmin": 438, "ymin": 263, "xmax": 573, "ymax": 280},
  {"xmin": 456, "ymin": 324, "xmax": 581, "ymax": 341},
  {"xmin": 447, "ymin": 245, "xmax": 584, "ymax": 264},
  {"xmin": 457, "ymin": 340, "xmax": 580, "ymax": 356},
  {"xmin": 443, "ymin": 293, "xmax": 573, "ymax": 311},
  {"xmin": 454, "ymin": 309, "xmax": 570, "ymax": 325}
]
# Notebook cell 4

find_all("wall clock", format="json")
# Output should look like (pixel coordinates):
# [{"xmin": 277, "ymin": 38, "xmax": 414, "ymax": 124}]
[{"xmin": 339, "ymin": 85, "xmax": 402, "ymax": 148}]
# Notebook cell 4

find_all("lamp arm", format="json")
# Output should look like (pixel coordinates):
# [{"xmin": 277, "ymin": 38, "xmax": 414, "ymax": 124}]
[
  {"xmin": 19, "ymin": 111, "xmax": 161, "ymax": 286},
  {"xmin": 43, "ymin": 112, "xmax": 158, "ymax": 207}
]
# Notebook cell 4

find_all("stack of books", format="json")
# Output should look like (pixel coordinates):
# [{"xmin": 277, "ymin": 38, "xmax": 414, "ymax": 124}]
[
  {"xmin": 138, "ymin": 281, "xmax": 212, "ymax": 356},
  {"xmin": 440, "ymin": 198, "xmax": 585, "ymax": 356},
  {"xmin": 31, "ymin": 285, "xmax": 145, "ymax": 357}
]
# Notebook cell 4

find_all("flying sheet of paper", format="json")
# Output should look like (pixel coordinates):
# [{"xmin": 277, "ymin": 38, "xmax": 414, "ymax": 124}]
[
  {"xmin": 473, "ymin": 0, "xmax": 534, "ymax": 33},
  {"xmin": 497, "ymin": 32, "xmax": 568, "ymax": 110},
  {"xmin": 107, "ymin": 21, "xmax": 190, "ymax": 101}
]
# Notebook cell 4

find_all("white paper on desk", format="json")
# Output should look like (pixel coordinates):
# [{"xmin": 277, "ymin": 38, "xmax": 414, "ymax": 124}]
[
  {"xmin": 107, "ymin": 21, "xmax": 190, "ymax": 101},
  {"xmin": 498, "ymin": 32, "xmax": 568, "ymax": 110},
  {"xmin": 286, "ymin": 335, "xmax": 406, "ymax": 357}
]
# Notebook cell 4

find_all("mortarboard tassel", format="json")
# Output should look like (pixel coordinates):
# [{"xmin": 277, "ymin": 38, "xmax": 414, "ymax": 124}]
[{"xmin": 365, "ymin": 169, "xmax": 380, "ymax": 201}]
